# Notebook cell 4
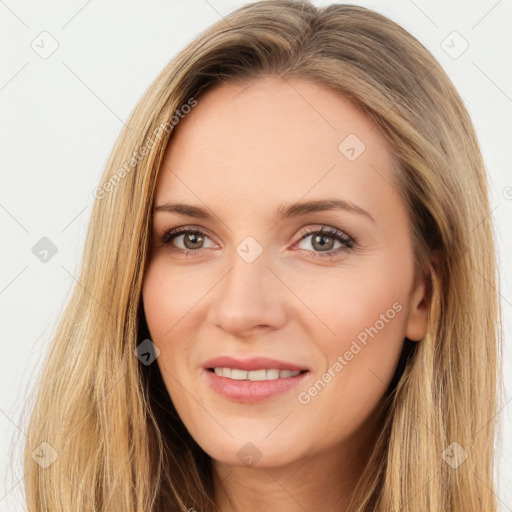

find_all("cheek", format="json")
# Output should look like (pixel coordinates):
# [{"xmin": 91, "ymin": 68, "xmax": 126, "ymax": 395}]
[
  {"xmin": 141, "ymin": 259, "xmax": 206, "ymax": 383},
  {"xmin": 142, "ymin": 258, "xmax": 206, "ymax": 340},
  {"xmin": 288, "ymin": 263, "xmax": 410, "ymax": 440},
  {"xmin": 288, "ymin": 258, "xmax": 409, "ymax": 349},
  {"xmin": 142, "ymin": 261, "xmax": 207, "ymax": 427}
]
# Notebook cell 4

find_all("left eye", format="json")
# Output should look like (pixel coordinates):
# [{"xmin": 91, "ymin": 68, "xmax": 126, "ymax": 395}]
[{"xmin": 294, "ymin": 227, "xmax": 354, "ymax": 256}]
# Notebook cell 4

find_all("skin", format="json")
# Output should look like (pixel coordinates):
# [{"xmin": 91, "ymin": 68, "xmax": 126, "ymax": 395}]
[{"xmin": 142, "ymin": 76, "xmax": 430, "ymax": 511}]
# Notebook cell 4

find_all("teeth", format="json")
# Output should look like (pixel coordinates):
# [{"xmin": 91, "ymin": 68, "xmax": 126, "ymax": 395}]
[{"xmin": 212, "ymin": 367, "xmax": 302, "ymax": 380}]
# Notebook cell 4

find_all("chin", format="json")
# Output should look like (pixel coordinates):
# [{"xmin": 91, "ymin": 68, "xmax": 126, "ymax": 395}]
[{"xmin": 198, "ymin": 434, "xmax": 304, "ymax": 469}]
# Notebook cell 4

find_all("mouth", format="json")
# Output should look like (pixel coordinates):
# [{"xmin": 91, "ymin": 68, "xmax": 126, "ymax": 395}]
[
  {"xmin": 202, "ymin": 365, "xmax": 310, "ymax": 403},
  {"xmin": 206, "ymin": 367, "xmax": 309, "ymax": 381},
  {"xmin": 202, "ymin": 355, "xmax": 310, "ymax": 373}
]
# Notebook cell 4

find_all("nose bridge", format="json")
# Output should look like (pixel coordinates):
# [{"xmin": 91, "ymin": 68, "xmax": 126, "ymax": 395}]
[{"xmin": 208, "ymin": 244, "xmax": 287, "ymax": 335}]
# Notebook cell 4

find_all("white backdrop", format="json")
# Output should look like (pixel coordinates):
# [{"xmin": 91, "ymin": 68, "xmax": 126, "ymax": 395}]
[{"xmin": 1, "ymin": 0, "xmax": 511, "ymax": 509}]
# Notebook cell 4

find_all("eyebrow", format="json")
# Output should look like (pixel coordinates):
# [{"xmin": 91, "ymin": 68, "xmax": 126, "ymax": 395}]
[{"xmin": 154, "ymin": 198, "xmax": 375, "ymax": 223}]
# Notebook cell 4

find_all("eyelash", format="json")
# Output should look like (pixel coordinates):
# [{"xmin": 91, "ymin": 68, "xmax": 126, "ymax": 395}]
[{"xmin": 159, "ymin": 225, "xmax": 356, "ymax": 260}]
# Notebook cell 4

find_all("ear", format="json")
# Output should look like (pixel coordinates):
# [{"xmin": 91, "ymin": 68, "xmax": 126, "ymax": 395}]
[{"xmin": 405, "ymin": 252, "xmax": 440, "ymax": 342}]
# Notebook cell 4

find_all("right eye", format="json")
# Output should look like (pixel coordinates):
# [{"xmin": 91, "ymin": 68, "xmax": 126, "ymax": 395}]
[{"xmin": 160, "ymin": 226, "xmax": 217, "ymax": 256}]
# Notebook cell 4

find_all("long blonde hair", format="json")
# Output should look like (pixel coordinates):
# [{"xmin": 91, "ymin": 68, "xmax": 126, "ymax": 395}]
[{"xmin": 21, "ymin": 1, "xmax": 502, "ymax": 510}]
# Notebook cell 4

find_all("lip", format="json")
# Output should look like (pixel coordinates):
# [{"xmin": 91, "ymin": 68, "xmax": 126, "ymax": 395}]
[
  {"xmin": 202, "ymin": 355, "xmax": 310, "ymax": 372},
  {"xmin": 203, "ymin": 367, "xmax": 310, "ymax": 403}
]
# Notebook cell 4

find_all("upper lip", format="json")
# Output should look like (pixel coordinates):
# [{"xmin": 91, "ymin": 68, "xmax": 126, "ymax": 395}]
[{"xmin": 203, "ymin": 356, "xmax": 310, "ymax": 372}]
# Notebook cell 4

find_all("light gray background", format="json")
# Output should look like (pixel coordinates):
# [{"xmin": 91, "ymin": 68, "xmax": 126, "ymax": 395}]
[{"xmin": 1, "ymin": 0, "xmax": 511, "ymax": 510}]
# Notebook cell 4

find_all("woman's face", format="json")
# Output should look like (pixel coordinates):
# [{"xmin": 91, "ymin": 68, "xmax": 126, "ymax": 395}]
[{"xmin": 142, "ymin": 76, "xmax": 429, "ymax": 469}]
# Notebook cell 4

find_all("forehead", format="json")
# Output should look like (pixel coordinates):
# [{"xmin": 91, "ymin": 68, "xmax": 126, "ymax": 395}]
[{"xmin": 155, "ymin": 77, "xmax": 400, "ymax": 219}]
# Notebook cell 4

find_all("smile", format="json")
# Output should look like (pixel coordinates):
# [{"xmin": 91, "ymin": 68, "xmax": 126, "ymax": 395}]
[
  {"xmin": 209, "ymin": 367, "xmax": 306, "ymax": 380},
  {"xmin": 203, "ymin": 367, "xmax": 310, "ymax": 403}
]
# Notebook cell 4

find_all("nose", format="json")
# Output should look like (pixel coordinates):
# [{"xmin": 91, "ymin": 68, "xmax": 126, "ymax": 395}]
[{"xmin": 207, "ymin": 250, "xmax": 288, "ymax": 338}]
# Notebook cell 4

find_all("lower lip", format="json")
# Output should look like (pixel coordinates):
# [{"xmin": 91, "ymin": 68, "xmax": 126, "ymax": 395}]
[{"xmin": 203, "ymin": 368, "xmax": 309, "ymax": 403}]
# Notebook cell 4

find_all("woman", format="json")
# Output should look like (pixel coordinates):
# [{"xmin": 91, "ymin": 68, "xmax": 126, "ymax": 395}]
[{"xmin": 23, "ymin": 1, "xmax": 501, "ymax": 510}]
